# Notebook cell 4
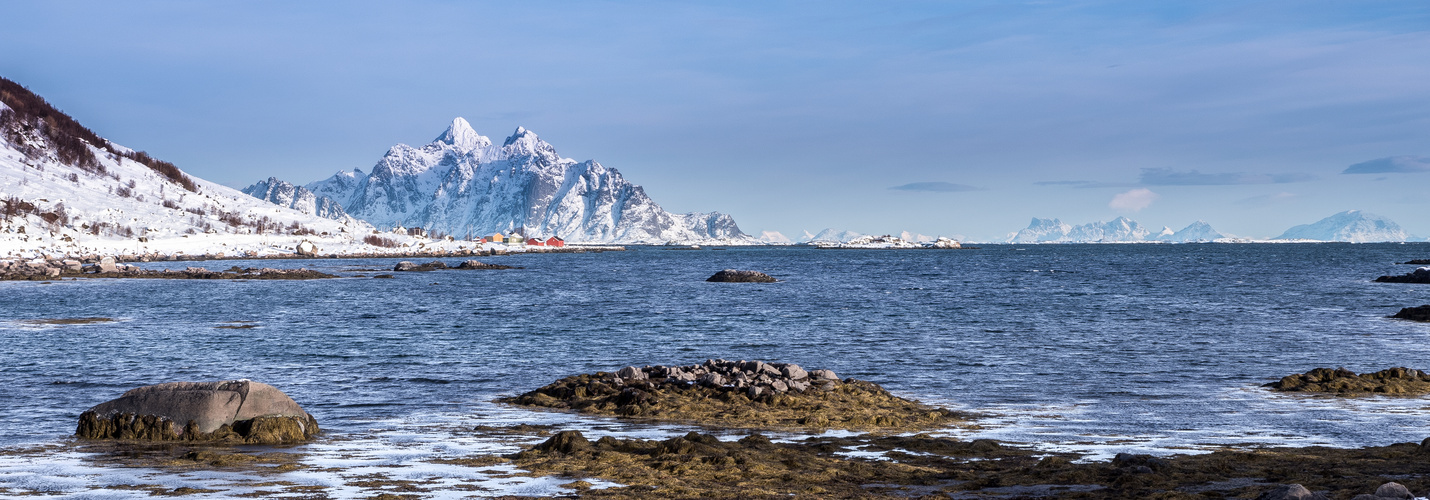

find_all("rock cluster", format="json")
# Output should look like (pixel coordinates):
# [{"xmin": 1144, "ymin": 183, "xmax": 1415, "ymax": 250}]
[
  {"xmin": 1391, "ymin": 305, "xmax": 1430, "ymax": 321},
  {"xmin": 1267, "ymin": 367, "xmax": 1430, "ymax": 395},
  {"xmin": 503, "ymin": 360, "xmax": 962, "ymax": 430},
  {"xmin": 706, "ymin": 269, "xmax": 776, "ymax": 283},
  {"xmin": 393, "ymin": 259, "xmax": 513, "ymax": 272},
  {"xmin": 1375, "ymin": 267, "xmax": 1430, "ymax": 283},
  {"xmin": 0, "ymin": 258, "xmax": 335, "ymax": 280},
  {"xmin": 1256, "ymin": 481, "xmax": 1416, "ymax": 500},
  {"xmin": 608, "ymin": 359, "xmax": 839, "ymax": 398},
  {"xmin": 76, "ymin": 380, "xmax": 319, "ymax": 444},
  {"xmin": 1401, "ymin": 259, "xmax": 1430, "ymax": 265}
]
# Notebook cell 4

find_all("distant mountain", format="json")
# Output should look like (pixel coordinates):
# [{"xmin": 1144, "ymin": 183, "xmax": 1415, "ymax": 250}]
[
  {"xmin": 799, "ymin": 228, "xmax": 864, "ymax": 243},
  {"xmin": 757, "ymin": 230, "xmax": 792, "ymax": 244},
  {"xmin": 1274, "ymin": 210, "xmax": 1405, "ymax": 242},
  {"xmin": 0, "ymin": 76, "xmax": 377, "ymax": 259},
  {"xmin": 1153, "ymin": 221, "xmax": 1225, "ymax": 242},
  {"xmin": 253, "ymin": 118, "xmax": 748, "ymax": 244},
  {"xmin": 242, "ymin": 177, "xmax": 351, "ymax": 222},
  {"xmin": 1010, "ymin": 216, "xmax": 1150, "ymax": 243}
]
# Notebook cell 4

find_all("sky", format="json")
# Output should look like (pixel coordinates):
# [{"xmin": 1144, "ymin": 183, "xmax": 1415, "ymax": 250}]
[{"xmin": 1, "ymin": 0, "xmax": 1427, "ymax": 241}]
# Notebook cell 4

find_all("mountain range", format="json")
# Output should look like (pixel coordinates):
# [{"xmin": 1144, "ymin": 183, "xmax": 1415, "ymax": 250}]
[
  {"xmin": 1007, "ymin": 211, "xmax": 1407, "ymax": 243},
  {"xmin": 246, "ymin": 118, "xmax": 749, "ymax": 244}
]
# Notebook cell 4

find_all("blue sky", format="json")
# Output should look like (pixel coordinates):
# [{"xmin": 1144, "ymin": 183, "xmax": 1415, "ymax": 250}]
[{"xmin": 1, "ymin": 1, "xmax": 1427, "ymax": 241}]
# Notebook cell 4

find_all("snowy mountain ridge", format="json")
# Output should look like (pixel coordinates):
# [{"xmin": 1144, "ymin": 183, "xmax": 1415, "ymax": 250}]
[
  {"xmin": 254, "ymin": 118, "xmax": 749, "ymax": 244},
  {"xmin": 1273, "ymin": 210, "xmax": 1406, "ymax": 242}
]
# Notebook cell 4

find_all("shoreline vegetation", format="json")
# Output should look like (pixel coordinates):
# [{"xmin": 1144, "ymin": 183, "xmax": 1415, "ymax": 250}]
[{"xmin": 24, "ymin": 363, "xmax": 1430, "ymax": 498}]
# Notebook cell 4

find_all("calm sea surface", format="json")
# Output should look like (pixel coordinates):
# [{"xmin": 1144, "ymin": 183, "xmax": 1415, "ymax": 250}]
[{"xmin": 5, "ymin": 243, "xmax": 1430, "ymax": 453}]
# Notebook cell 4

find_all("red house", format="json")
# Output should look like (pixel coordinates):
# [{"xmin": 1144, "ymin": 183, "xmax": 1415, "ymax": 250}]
[
  {"xmin": 545, "ymin": 236, "xmax": 565, "ymax": 247},
  {"xmin": 526, "ymin": 237, "xmax": 544, "ymax": 246}
]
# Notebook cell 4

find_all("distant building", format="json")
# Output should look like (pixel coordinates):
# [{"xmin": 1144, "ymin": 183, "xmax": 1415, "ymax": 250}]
[
  {"xmin": 526, "ymin": 237, "xmax": 544, "ymax": 246},
  {"xmin": 488, "ymin": 232, "xmax": 506, "ymax": 244},
  {"xmin": 545, "ymin": 236, "xmax": 565, "ymax": 247}
]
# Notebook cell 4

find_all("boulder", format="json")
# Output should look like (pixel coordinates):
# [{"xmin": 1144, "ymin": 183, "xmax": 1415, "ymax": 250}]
[
  {"xmin": 617, "ymin": 366, "xmax": 648, "ymax": 381},
  {"xmin": 1375, "ymin": 482, "xmax": 1413, "ymax": 499},
  {"xmin": 782, "ymin": 364, "xmax": 809, "ymax": 380},
  {"xmin": 1255, "ymin": 484, "xmax": 1326, "ymax": 500},
  {"xmin": 295, "ymin": 240, "xmax": 318, "ymax": 257},
  {"xmin": 76, "ymin": 380, "xmax": 318, "ymax": 444},
  {"xmin": 98, "ymin": 256, "xmax": 118, "ymax": 273},
  {"xmin": 811, "ymin": 369, "xmax": 839, "ymax": 381},
  {"xmin": 706, "ymin": 269, "xmax": 777, "ymax": 283},
  {"xmin": 393, "ymin": 261, "xmax": 421, "ymax": 272},
  {"xmin": 456, "ymin": 260, "xmax": 487, "ymax": 269}
]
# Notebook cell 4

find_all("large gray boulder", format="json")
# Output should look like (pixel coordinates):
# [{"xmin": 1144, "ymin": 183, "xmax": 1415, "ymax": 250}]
[{"xmin": 76, "ymin": 380, "xmax": 318, "ymax": 444}]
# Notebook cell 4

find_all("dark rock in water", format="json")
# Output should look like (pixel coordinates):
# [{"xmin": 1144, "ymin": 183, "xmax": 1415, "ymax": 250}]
[
  {"xmin": 372, "ymin": 274, "xmax": 395, "ymax": 279},
  {"xmin": 76, "ymin": 380, "xmax": 318, "ymax": 444},
  {"xmin": 456, "ymin": 260, "xmax": 513, "ymax": 270},
  {"xmin": 393, "ymin": 261, "xmax": 425, "ymax": 272},
  {"xmin": 706, "ymin": 269, "xmax": 776, "ymax": 283},
  {"xmin": 1267, "ymin": 367, "xmax": 1430, "ymax": 395},
  {"xmin": 424, "ymin": 260, "xmax": 448, "ymax": 269},
  {"xmin": 1391, "ymin": 305, "xmax": 1430, "ymax": 322},
  {"xmin": 1402, "ymin": 259, "xmax": 1430, "ymax": 265},
  {"xmin": 1375, "ymin": 267, "xmax": 1430, "ymax": 283}
]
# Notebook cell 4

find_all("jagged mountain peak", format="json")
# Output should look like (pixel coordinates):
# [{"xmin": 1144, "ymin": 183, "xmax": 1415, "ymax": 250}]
[
  {"xmin": 253, "ymin": 119, "xmax": 747, "ymax": 244},
  {"xmin": 434, "ymin": 117, "xmax": 489, "ymax": 151}
]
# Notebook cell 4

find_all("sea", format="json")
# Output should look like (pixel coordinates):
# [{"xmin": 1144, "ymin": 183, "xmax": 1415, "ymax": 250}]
[{"xmin": 3, "ymin": 243, "xmax": 1430, "ymax": 497}]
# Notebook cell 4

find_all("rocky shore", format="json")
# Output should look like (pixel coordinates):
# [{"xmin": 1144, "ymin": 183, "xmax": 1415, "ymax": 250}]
[
  {"xmin": 0, "ymin": 257, "xmax": 336, "ymax": 280},
  {"xmin": 1392, "ymin": 305, "xmax": 1430, "ymax": 322},
  {"xmin": 1267, "ymin": 367, "xmax": 1430, "ymax": 395},
  {"xmin": 501, "ymin": 360, "xmax": 965, "ymax": 431}
]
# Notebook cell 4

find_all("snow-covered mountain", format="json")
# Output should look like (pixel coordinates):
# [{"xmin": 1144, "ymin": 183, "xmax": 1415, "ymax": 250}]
[
  {"xmin": 242, "ymin": 177, "xmax": 352, "ymax": 222},
  {"xmin": 1010, "ymin": 216, "xmax": 1151, "ymax": 243},
  {"xmin": 799, "ymin": 228, "xmax": 864, "ymax": 243},
  {"xmin": 256, "ymin": 118, "xmax": 748, "ymax": 244},
  {"xmin": 1274, "ymin": 210, "xmax": 1406, "ymax": 242},
  {"xmin": 757, "ymin": 230, "xmax": 792, "ymax": 244},
  {"xmin": 1153, "ymin": 221, "xmax": 1225, "ymax": 242},
  {"xmin": 0, "ymin": 76, "xmax": 446, "ymax": 259}
]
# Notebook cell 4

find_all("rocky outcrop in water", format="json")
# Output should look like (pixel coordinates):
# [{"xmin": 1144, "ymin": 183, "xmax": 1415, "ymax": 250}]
[
  {"xmin": 1266, "ymin": 367, "xmax": 1430, "ymax": 395},
  {"xmin": 76, "ymin": 380, "xmax": 318, "ymax": 444},
  {"xmin": 393, "ymin": 260, "xmax": 513, "ymax": 271},
  {"xmin": 1375, "ymin": 268, "xmax": 1430, "ymax": 283},
  {"xmin": 706, "ymin": 269, "xmax": 776, "ymax": 283},
  {"xmin": 1391, "ymin": 305, "xmax": 1430, "ymax": 322},
  {"xmin": 0, "ymin": 259, "xmax": 335, "ymax": 280},
  {"xmin": 502, "ymin": 359, "xmax": 961, "ymax": 430}
]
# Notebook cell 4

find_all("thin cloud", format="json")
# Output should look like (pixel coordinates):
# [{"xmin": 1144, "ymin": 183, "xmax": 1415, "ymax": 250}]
[
  {"xmin": 1034, "ymin": 180, "xmax": 1094, "ymax": 186},
  {"xmin": 1342, "ymin": 156, "xmax": 1430, "ymax": 174},
  {"xmin": 1140, "ymin": 168, "xmax": 1314, "ymax": 185},
  {"xmin": 889, "ymin": 182, "xmax": 980, "ymax": 192},
  {"xmin": 1109, "ymin": 188, "xmax": 1157, "ymax": 212}
]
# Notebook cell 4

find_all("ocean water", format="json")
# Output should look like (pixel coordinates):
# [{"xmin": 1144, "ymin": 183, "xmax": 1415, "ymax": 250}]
[{"xmin": 4, "ymin": 243, "xmax": 1430, "ymax": 491}]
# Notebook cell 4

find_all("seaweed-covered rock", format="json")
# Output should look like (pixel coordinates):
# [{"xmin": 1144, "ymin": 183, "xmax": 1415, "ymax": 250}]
[
  {"xmin": 76, "ymin": 380, "xmax": 318, "ymax": 444},
  {"xmin": 1376, "ymin": 267, "xmax": 1430, "ymax": 283},
  {"xmin": 1391, "ymin": 305, "xmax": 1430, "ymax": 322},
  {"xmin": 706, "ymin": 269, "xmax": 776, "ymax": 283},
  {"xmin": 1266, "ymin": 367, "xmax": 1430, "ymax": 395},
  {"xmin": 500, "ymin": 359, "xmax": 963, "ymax": 431},
  {"xmin": 456, "ymin": 260, "xmax": 513, "ymax": 270}
]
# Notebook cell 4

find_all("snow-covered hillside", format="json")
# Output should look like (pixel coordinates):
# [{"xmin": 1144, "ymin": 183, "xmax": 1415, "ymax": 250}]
[
  {"xmin": 0, "ymin": 77, "xmax": 483, "ymax": 259},
  {"xmin": 253, "ymin": 118, "xmax": 749, "ymax": 245},
  {"xmin": 1274, "ymin": 210, "xmax": 1406, "ymax": 242}
]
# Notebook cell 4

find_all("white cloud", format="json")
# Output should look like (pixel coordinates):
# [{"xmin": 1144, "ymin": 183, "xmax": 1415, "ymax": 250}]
[{"xmin": 1109, "ymin": 188, "xmax": 1157, "ymax": 212}]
